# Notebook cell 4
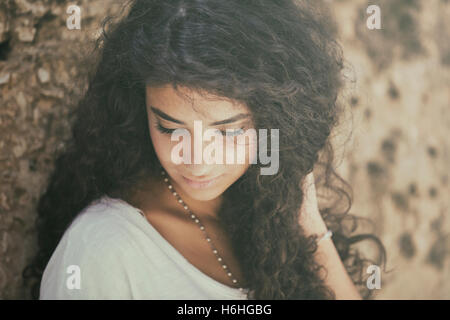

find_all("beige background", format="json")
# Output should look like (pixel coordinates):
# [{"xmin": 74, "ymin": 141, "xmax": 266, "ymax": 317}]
[{"xmin": 0, "ymin": 0, "xmax": 448, "ymax": 299}]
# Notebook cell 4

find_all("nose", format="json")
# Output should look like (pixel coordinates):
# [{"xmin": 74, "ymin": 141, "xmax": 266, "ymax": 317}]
[{"xmin": 179, "ymin": 126, "xmax": 218, "ymax": 178}]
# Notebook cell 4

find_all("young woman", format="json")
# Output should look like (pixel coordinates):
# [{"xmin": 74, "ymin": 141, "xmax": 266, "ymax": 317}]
[{"xmin": 23, "ymin": 0, "xmax": 386, "ymax": 299}]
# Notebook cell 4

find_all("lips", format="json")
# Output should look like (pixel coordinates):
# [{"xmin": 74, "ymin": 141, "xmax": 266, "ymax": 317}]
[
  {"xmin": 183, "ymin": 176, "xmax": 217, "ymax": 182},
  {"xmin": 182, "ymin": 174, "xmax": 222, "ymax": 189}
]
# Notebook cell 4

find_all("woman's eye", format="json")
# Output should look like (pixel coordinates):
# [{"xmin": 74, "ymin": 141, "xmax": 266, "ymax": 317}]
[
  {"xmin": 156, "ymin": 122, "xmax": 245, "ymax": 137},
  {"xmin": 156, "ymin": 123, "xmax": 176, "ymax": 135},
  {"xmin": 218, "ymin": 128, "xmax": 245, "ymax": 137}
]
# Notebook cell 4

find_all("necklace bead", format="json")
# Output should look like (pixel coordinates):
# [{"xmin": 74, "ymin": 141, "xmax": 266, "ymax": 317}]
[{"xmin": 159, "ymin": 168, "xmax": 245, "ymax": 292}]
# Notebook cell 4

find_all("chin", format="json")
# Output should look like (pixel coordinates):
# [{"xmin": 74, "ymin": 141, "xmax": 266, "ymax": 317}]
[
  {"xmin": 190, "ymin": 192, "xmax": 223, "ymax": 202},
  {"xmin": 178, "ymin": 182, "xmax": 225, "ymax": 201}
]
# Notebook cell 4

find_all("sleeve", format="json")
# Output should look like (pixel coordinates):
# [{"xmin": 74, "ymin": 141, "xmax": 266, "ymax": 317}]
[{"xmin": 39, "ymin": 223, "xmax": 135, "ymax": 300}]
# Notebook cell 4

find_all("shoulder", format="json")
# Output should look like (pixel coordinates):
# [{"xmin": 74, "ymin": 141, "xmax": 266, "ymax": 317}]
[
  {"xmin": 40, "ymin": 198, "xmax": 139, "ymax": 299},
  {"xmin": 70, "ymin": 198, "xmax": 136, "ymax": 243}
]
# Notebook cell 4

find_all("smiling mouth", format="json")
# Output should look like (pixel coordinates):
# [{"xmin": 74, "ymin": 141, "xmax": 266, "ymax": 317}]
[{"xmin": 182, "ymin": 175, "xmax": 222, "ymax": 189}]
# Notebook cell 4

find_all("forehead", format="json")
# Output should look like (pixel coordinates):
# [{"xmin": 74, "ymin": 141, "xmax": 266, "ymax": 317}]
[{"xmin": 146, "ymin": 85, "xmax": 249, "ymax": 120}]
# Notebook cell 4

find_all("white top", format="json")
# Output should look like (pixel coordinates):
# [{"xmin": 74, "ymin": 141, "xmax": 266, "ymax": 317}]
[{"xmin": 39, "ymin": 195, "xmax": 250, "ymax": 300}]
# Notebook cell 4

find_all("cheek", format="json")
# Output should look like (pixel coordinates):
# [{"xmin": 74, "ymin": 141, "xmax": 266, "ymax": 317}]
[
  {"xmin": 247, "ymin": 139, "xmax": 258, "ymax": 164},
  {"xmin": 221, "ymin": 141, "xmax": 254, "ymax": 177},
  {"xmin": 232, "ymin": 132, "xmax": 258, "ymax": 164},
  {"xmin": 220, "ymin": 163, "xmax": 250, "ymax": 190}
]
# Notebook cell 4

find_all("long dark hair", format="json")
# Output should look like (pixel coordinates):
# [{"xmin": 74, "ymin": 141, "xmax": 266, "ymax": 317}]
[{"xmin": 23, "ymin": 0, "xmax": 387, "ymax": 299}]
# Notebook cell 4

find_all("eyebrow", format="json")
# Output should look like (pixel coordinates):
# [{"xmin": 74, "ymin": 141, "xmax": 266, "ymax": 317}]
[{"xmin": 150, "ymin": 106, "xmax": 251, "ymax": 126}]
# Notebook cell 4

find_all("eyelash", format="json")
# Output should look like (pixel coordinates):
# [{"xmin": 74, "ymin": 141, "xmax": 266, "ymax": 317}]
[
  {"xmin": 155, "ymin": 122, "xmax": 245, "ymax": 137},
  {"xmin": 156, "ymin": 123, "xmax": 176, "ymax": 135}
]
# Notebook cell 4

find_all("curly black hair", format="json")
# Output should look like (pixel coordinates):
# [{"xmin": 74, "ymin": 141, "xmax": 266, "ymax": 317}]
[{"xmin": 23, "ymin": 0, "xmax": 387, "ymax": 300}]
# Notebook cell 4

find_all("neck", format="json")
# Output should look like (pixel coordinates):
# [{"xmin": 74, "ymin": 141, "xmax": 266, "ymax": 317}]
[
  {"xmin": 167, "ymin": 176, "xmax": 223, "ymax": 222},
  {"xmin": 127, "ymin": 172, "xmax": 223, "ymax": 222}
]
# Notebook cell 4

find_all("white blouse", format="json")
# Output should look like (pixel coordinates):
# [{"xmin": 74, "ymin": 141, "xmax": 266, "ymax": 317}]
[{"xmin": 39, "ymin": 195, "xmax": 250, "ymax": 300}]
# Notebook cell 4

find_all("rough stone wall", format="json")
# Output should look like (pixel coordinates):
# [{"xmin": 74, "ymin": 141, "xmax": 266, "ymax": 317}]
[
  {"xmin": 0, "ymin": 0, "xmax": 125, "ymax": 299},
  {"xmin": 0, "ymin": 0, "xmax": 449, "ymax": 299},
  {"xmin": 330, "ymin": 0, "xmax": 450, "ymax": 299}
]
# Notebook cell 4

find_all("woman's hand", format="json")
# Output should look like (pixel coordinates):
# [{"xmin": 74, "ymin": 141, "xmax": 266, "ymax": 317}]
[
  {"xmin": 298, "ymin": 172, "xmax": 328, "ymax": 237},
  {"xmin": 298, "ymin": 171, "xmax": 363, "ymax": 300}
]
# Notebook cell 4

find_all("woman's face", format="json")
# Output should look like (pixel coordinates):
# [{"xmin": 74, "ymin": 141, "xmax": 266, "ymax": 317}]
[{"xmin": 146, "ymin": 85, "xmax": 257, "ymax": 202}]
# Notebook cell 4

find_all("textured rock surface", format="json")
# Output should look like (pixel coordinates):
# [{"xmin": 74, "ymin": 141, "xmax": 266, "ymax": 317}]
[
  {"xmin": 0, "ymin": 0, "xmax": 449, "ymax": 299},
  {"xmin": 0, "ymin": 0, "xmax": 124, "ymax": 299}
]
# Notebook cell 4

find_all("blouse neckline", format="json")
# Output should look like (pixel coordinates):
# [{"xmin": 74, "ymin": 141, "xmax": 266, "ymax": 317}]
[{"xmin": 100, "ymin": 195, "xmax": 250, "ymax": 298}]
